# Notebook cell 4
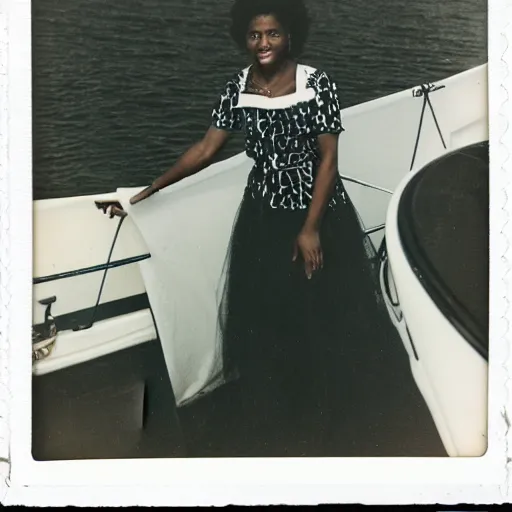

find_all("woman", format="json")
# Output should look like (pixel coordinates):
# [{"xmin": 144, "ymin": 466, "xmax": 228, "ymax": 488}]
[{"xmin": 127, "ymin": 0, "xmax": 386, "ymax": 455}]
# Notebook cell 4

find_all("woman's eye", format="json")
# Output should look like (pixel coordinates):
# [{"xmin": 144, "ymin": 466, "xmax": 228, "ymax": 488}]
[
  {"xmin": 249, "ymin": 33, "xmax": 259, "ymax": 40},
  {"xmin": 270, "ymin": 31, "xmax": 280, "ymax": 37}
]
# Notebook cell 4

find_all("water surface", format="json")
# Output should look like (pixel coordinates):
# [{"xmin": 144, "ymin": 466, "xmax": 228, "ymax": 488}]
[{"xmin": 32, "ymin": 0, "xmax": 487, "ymax": 199}]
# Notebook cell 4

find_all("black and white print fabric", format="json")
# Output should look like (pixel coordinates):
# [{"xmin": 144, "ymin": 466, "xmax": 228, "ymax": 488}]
[{"xmin": 212, "ymin": 64, "xmax": 346, "ymax": 210}]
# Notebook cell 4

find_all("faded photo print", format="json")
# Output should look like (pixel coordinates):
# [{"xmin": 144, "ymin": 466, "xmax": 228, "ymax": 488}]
[{"xmin": 31, "ymin": 0, "xmax": 488, "ymax": 460}]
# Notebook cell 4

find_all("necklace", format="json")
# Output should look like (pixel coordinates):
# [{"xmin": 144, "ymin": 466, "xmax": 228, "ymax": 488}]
[
  {"xmin": 247, "ymin": 61, "xmax": 295, "ymax": 98},
  {"xmin": 247, "ymin": 75, "xmax": 273, "ymax": 97}
]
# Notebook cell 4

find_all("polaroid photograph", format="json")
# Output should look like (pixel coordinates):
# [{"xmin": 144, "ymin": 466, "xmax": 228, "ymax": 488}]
[{"xmin": 1, "ymin": 0, "xmax": 510, "ymax": 506}]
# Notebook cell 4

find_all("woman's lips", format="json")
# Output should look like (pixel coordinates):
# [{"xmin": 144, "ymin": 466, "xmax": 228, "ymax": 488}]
[{"xmin": 258, "ymin": 50, "xmax": 273, "ymax": 62}]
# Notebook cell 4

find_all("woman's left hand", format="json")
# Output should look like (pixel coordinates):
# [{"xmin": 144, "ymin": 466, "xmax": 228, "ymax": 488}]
[{"xmin": 292, "ymin": 228, "xmax": 323, "ymax": 279}]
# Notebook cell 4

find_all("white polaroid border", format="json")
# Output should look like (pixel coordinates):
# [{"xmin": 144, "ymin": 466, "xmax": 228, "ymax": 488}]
[{"xmin": 1, "ymin": 0, "xmax": 511, "ymax": 506}]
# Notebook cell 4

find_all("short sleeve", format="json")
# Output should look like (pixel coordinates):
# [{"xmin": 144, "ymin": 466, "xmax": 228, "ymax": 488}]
[
  {"xmin": 211, "ymin": 79, "xmax": 243, "ymax": 132},
  {"xmin": 310, "ymin": 72, "xmax": 345, "ymax": 135}
]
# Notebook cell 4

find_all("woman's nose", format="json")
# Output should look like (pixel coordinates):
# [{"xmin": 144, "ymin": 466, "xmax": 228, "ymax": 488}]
[{"xmin": 259, "ymin": 35, "xmax": 270, "ymax": 48}]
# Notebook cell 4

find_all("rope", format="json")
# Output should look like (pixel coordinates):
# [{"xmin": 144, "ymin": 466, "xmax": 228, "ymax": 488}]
[
  {"xmin": 409, "ymin": 92, "xmax": 428, "ymax": 171},
  {"xmin": 380, "ymin": 82, "xmax": 447, "ymax": 264},
  {"xmin": 425, "ymin": 92, "xmax": 447, "ymax": 149},
  {"xmin": 74, "ymin": 215, "xmax": 126, "ymax": 331},
  {"xmin": 409, "ymin": 83, "xmax": 447, "ymax": 171},
  {"xmin": 338, "ymin": 174, "xmax": 393, "ymax": 194}
]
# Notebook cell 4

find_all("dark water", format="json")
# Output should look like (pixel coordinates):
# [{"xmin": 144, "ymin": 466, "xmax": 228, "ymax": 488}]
[{"xmin": 32, "ymin": 0, "xmax": 487, "ymax": 200}]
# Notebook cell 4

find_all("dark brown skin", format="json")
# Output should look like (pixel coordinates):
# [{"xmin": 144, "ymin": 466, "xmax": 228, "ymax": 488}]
[
  {"xmin": 294, "ymin": 133, "xmax": 340, "ymax": 278},
  {"xmin": 245, "ymin": 14, "xmax": 296, "ymax": 94},
  {"xmin": 127, "ymin": 13, "xmax": 340, "ymax": 279}
]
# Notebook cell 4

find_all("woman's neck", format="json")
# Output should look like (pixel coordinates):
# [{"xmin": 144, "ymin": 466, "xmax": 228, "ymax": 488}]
[{"xmin": 253, "ymin": 58, "xmax": 295, "ymax": 84}]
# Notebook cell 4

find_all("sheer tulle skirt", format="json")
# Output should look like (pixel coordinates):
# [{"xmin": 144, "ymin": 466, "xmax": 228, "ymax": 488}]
[{"xmin": 216, "ymin": 188, "xmax": 392, "ymax": 454}]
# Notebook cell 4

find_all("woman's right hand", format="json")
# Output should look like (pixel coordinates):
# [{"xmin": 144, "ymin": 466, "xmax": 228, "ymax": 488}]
[{"xmin": 130, "ymin": 185, "xmax": 158, "ymax": 205}]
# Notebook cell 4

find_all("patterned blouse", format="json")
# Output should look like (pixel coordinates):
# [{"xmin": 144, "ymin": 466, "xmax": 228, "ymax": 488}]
[{"xmin": 212, "ymin": 64, "xmax": 346, "ymax": 210}]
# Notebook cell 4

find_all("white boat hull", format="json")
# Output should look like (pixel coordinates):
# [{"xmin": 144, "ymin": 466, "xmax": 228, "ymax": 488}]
[{"xmin": 381, "ymin": 146, "xmax": 488, "ymax": 457}]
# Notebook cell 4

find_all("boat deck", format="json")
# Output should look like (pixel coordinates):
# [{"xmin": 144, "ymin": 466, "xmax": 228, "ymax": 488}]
[{"xmin": 33, "ymin": 320, "xmax": 446, "ymax": 459}]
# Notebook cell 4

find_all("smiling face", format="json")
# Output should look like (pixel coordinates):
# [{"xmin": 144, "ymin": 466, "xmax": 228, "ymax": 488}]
[{"xmin": 246, "ymin": 14, "xmax": 290, "ymax": 68}]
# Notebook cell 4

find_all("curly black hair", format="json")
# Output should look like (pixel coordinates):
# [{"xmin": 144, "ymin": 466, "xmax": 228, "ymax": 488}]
[{"xmin": 229, "ymin": 0, "xmax": 311, "ymax": 58}]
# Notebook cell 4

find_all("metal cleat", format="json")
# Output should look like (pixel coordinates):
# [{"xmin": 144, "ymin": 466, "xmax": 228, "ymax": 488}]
[{"xmin": 32, "ymin": 296, "xmax": 58, "ymax": 362}]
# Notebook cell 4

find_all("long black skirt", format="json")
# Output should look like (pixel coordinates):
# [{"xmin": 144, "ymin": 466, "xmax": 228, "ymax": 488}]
[{"xmin": 217, "ymin": 189, "xmax": 394, "ymax": 455}]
